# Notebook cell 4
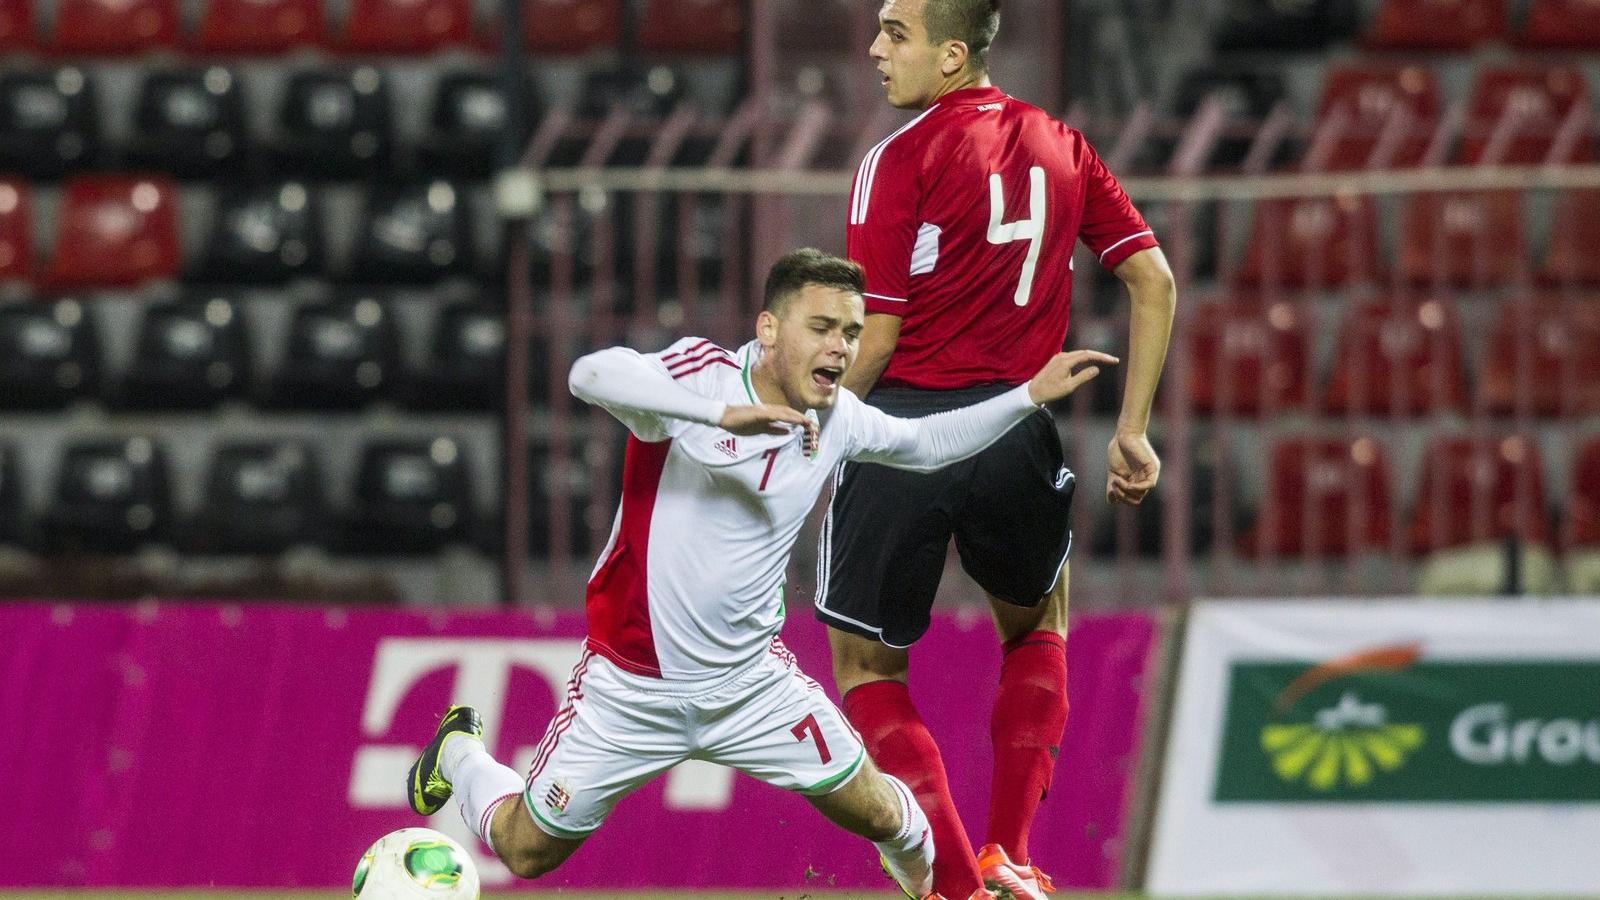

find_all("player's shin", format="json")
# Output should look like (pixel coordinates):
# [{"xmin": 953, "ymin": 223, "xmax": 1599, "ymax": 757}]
[
  {"xmin": 986, "ymin": 630, "xmax": 1069, "ymax": 861},
  {"xmin": 443, "ymin": 735, "xmax": 524, "ymax": 856}
]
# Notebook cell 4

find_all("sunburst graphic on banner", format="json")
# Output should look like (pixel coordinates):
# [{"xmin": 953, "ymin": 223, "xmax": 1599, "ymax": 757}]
[{"xmin": 1261, "ymin": 691, "xmax": 1424, "ymax": 791}]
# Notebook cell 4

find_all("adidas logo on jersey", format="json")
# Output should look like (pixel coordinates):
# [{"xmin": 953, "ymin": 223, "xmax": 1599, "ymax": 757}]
[{"xmin": 714, "ymin": 437, "xmax": 739, "ymax": 458}]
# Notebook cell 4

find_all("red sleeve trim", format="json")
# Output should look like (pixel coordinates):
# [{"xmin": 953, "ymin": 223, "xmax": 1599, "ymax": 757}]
[{"xmin": 670, "ymin": 357, "xmax": 739, "ymax": 379}]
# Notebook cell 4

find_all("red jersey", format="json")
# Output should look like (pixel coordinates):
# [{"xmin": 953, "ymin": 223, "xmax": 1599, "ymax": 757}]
[{"xmin": 848, "ymin": 85, "xmax": 1158, "ymax": 390}]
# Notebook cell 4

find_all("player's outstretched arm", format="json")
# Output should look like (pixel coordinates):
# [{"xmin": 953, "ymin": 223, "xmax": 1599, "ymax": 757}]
[
  {"xmin": 850, "ymin": 351, "xmax": 1115, "ymax": 473},
  {"xmin": 568, "ymin": 347, "xmax": 728, "ymax": 438}
]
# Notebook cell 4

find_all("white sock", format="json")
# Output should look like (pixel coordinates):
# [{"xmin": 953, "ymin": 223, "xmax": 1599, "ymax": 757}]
[
  {"xmin": 875, "ymin": 774, "xmax": 935, "ymax": 897},
  {"xmin": 442, "ymin": 735, "xmax": 524, "ymax": 854}
]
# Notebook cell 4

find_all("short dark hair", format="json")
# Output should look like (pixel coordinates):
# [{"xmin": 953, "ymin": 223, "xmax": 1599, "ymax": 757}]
[
  {"xmin": 923, "ymin": 0, "xmax": 1001, "ymax": 72},
  {"xmin": 762, "ymin": 248, "xmax": 865, "ymax": 314}
]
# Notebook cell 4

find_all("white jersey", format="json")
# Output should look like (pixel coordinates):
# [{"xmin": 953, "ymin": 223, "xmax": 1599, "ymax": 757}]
[{"xmin": 569, "ymin": 336, "xmax": 1039, "ymax": 680}]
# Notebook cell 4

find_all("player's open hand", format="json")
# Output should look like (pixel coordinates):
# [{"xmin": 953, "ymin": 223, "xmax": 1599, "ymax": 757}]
[
  {"xmin": 1026, "ymin": 350, "xmax": 1120, "ymax": 405},
  {"xmin": 1107, "ymin": 430, "xmax": 1160, "ymax": 506},
  {"xmin": 720, "ymin": 404, "xmax": 820, "ymax": 453}
]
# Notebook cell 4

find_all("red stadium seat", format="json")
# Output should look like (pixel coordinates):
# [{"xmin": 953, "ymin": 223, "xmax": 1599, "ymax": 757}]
[
  {"xmin": 1398, "ymin": 190, "xmax": 1525, "ymax": 286},
  {"xmin": 1364, "ymin": 0, "xmax": 1505, "ymax": 49},
  {"xmin": 0, "ymin": 0, "xmax": 32, "ymax": 51},
  {"xmin": 1522, "ymin": 0, "xmax": 1600, "ymax": 48},
  {"xmin": 52, "ymin": 0, "xmax": 178, "ymax": 53},
  {"xmin": 1187, "ymin": 298, "xmax": 1310, "ymax": 415},
  {"xmin": 1314, "ymin": 64, "xmax": 1439, "ymax": 170},
  {"xmin": 340, "ymin": 0, "xmax": 474, "ymax": 53},
  {"xmin": 1245, "ymin": 437, "xmax": 1393, "ymax": 557},
  {"xmin": 1235, "ymin": 194, "xmax": 1382, "ymax": 287},
  {"xmin": 0, "ymin": 180, "xmax": 29, "ymax": 281},
  {"xmin": 1460, "ymin": 65, "xmax": 1591, "ymax": 164},
  {"xmin": 639, "ymin": 0, "xmax": 741, "ymax": 54},
  {"xmin": 45, "ymin": 176, "xmax": 179, "ymax": 289},
  {"xmin": 1324, "ymin": 296, "xmax": 1468, "ymax": 416},
  {"xmin": 1481, "ymin": 298, "xmax": 1600, "ymax": 416},
  {"xmin": 1568, "ymin": 439, "xmax": 1600, "ymax": 546},
  {"xmin": 1539, "ymin": 189, "xmax": 1600, "ymax": 285},
  {"xmin": 1408, "ymin": 436, "xmax": 1550, "ymax": 553},
  {"xmin": 194, "ymin": 0, "xmax": 322, "ymax": 53},
  {"xmin": 524, "ymin": 0, "xmax": 621, "ymax": 53}
]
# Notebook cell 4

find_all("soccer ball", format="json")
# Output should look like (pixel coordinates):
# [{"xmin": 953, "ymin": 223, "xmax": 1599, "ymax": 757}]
[{"xmin": 352, "ymin": 827, "xmax": 480, "ymax": 899}]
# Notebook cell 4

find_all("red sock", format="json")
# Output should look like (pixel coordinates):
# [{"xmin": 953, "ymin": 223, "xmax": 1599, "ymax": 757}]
[
  {"xmin": 843, "ymin": 679, "xmax": 985, "ymax": 897},
  {"xmin": 986, "ymin": 630, "xmax": 1069, "ymax": 863}
]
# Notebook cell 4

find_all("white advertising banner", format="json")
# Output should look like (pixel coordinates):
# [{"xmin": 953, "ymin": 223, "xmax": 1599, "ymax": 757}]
[{"xmin": 1146, "ymin": 599, "xmax": 1600, "ymax": 897}]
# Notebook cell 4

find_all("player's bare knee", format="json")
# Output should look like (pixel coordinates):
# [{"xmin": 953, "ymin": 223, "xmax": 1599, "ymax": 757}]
[{"xmin": 828, "ymin": 629, "xmax": 908, "ymax": 693}]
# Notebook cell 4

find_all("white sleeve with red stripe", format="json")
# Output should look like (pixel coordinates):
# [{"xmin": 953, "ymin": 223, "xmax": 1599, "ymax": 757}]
[{"xmin": 568, "ymin": 339, "xmax": 731, "ymax": 441}]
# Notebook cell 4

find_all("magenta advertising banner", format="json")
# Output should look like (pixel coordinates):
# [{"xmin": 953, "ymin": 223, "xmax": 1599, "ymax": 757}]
[{"xmin": 3, "ymin": 601, "xmax": 1156, "ymax": 891}]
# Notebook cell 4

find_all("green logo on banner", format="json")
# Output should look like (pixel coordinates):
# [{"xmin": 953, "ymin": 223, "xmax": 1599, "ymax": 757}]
[{"xmin": 1215, "ymin": 644, "xmax": 1600, "ymax": 802}]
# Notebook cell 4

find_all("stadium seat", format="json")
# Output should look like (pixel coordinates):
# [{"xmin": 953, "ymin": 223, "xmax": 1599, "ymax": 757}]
[
  {"xmin": 1481, "ymin": 297, "xmax": 1600, "ymax": 417},
  {"xmin": 421, "ymin": 71, "xmax": 534, "ymax": 179},
  {"xmin": 44, "ymin": 436, "xmax": 171, "ymax": 553},
  {"xmin": 347, "ymin": 436, "xmax": 475, "ymax": 552},
  {"xmin": 114, "ymin": 297, "xmax": 252, "ymax": 409},
  {"xmin": 0, "ymin": 298, "xmax": 98, "ymax": 409},
  {"xmin": 405, "ymin": 300, "xmax": 504, "ymax": 410},
  {"xmin": 639, "ymin": 0, "xmax": 742, "ymax": 54},
  {"xmin": 530, "ymin": 436, "xmax": 601, "ymax": 559},
  {"xmin": 193, "ymin": 182, "xmax": 325, "ymax": 284},
  {"xmin": 524, "ymin": 0, "xmax": 621, "ymax": 52},
  {"xmin": 1186, "ymin": 298, "xmax": 1311, "ymax": 416},
  {"xmin": 1244, "ymin": 437, "xmax": 1393, "ymax": 557},
  {"xmin": 1313, "ymin": 63, "xmax": 1439, "ymax": 170},
  {"xmin": 1168, "ymin": 66, "xmax": 1290, "ymax": 169},
  {"xmin": 0, "ymin": 0, "xmax": 32, "ymax": 51},
  {"xmin": 268, "ymin": 295, "xmax": 399, "ymax": 409},
  {"xmin": 274, "ymin": 68, "xmax": 393, "ymax": 178},
  {"xmin": 1397, "ymin": 190, "xmax": 1525, "ymax": 287},
  {"xmin": 44, "ymin": 176, "xmax": 179, "ymax": 289},
  {"xmin": 186, "ymin": 440, "xmax": 326, "ymax": 553},
  {"xmin": 1522, "ymin": 0, "xmax": 1600, "ymax": 48},
  {"xmin": 51, "ymin": 0, "xmax": 179, "ymax": 53},
  {"xmin": 1408, "ymin": 435, "xmax": 1551, "ymax": 554},
  {"xmin": 1363, "ymin": 0, "xmax": 1505, "ymax": 49},
  {"xmin": 339, "ymin": 0, "xmax": 474, "ymax": 53},
  {"xmin": 348, "ymin": 182, "xmax": 474, "ymax": 284},
  {"xmin": 125, "ymin": 68, "xmax": 248, "ymax": 178},
  {"xmin": 1323, "ymin": 296, "xmax": 1468, "ymax": 416},
  {"xmin": 1212, "ymin": 0, "xmax": 1360, "ymax": 50},
  {"xmin": 1538, "ymin": 189, "xmax": 1600, "ymax": 285},
  {"xmin": 0, "ymin": 180, "xmax": 30, "ymax": 281},
  {"xmin": 1234, "ymin": 194, "xmax": 1382, "ymax": 287},
  {"xmin": 194, "ymin": 0, "xmax": 322, "ymax": 53},
  {"xmin": 0, "ymin": 441, "xmax": 20, "ymax": 545},
  {"xmin": 1567, "ymin": 439, "xmax": 1600, "ymax": 546},
  {"xmin": 1460, "ymin": 65, "xmax": 1591, "ymax": 165},
  {"xmin": 0, "ymin": 68, "xmax": 100, "ymax": 177}
]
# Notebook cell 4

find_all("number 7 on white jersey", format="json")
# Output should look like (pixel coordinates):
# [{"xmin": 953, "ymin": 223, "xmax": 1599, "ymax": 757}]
[{"xmin": 987, "ymin": 166, "xmax": 1046, "ymax": 307}]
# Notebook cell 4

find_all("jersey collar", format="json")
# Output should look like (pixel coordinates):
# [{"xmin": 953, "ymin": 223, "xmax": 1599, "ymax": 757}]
[{"xmin": 934, "ymin": 85, "xmax": 1008, "ymax": 107}]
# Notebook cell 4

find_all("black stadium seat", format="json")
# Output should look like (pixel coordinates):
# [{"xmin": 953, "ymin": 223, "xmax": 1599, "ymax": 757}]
[
  {"xmin": 268, "ymin": 295, "xmax": 400, "ymax": 409},
  {"xmin": 44, "ymin": 436, "xmax": 171, "ymax": 552},
  {"xmin": 0, "ymin": 441, "xmax": 21, "ymax": 546},
  {"xmin": 0, "ymin": 299, "xmax": 100, "ymax": 410},
  {"xmin": 348, "ymin": 181, "xmax": 475, "ymax": 284},
  {"xmin": 114, "ymin": 297, "xmax": 253, "ymax": 409},
  {"xmin": 193, "ymin": 181, "xmax": 325, "ymax": 284},
  {"xmin": 185, "ymin": 439, "xmax": 326, "ymax": 553},
  {"xmin": 274, "ymin": 67, "xmax": 394, "ymax": 178},
  {"xmin": 125, "ymin": 67, "xmax": 248, "ymax": 177},
  {"xmin": 0, "ymin": 68, "xmax": 99, "ymax": 177},
  {"xmin": 405, "ymin": 299, "xmax": 505, "ymax": 410},
  {"xmin": 346, "ymin": 436, "xmax": 475, "ymax": 552},
  {"xmin": 421, "ymin": 71, "xmax": 536, "ymax": 179}
]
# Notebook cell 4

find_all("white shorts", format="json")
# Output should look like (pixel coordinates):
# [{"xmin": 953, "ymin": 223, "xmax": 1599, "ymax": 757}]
[{"xmin": 522, "ymin": 639, "xmax": 867, "ymax": 838}]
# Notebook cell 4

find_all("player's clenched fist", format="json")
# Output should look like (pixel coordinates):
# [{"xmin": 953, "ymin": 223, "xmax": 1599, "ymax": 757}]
[{"xmin": 1026, "ymin": 350, "xmax": 1120, "ymax": 405}]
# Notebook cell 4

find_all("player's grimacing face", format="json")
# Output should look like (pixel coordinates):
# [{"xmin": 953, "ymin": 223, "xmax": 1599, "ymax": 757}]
[
  {"xmin": 763, "ymin": 285, "xmax": 863, "ymax": 412},
  {"xmin": 871, "ymin": 0, "xmax": 946, "ymax": 110}
]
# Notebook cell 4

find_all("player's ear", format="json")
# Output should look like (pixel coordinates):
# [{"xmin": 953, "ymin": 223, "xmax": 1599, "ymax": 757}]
[
  {"xmin": 756, "ymin": 309, "xmax": 779, "ymax": 348},
  {"xmin": 940, "ymin": 40, "xmax": 969, "ymax": 76}
]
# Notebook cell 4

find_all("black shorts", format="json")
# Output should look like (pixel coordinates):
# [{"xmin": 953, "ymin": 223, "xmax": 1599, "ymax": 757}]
[{"xmin": 815, "ymin": 384, "xmax": 1076, "ymax": 648}]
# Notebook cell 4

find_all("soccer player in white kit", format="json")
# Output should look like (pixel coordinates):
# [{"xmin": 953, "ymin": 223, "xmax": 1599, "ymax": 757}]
[{"xmin": 406, "ymin": 249, "xmax": 1114, "ymax": 900}]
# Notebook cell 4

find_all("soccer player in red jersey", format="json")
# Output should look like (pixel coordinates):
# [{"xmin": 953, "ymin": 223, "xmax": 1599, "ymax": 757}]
[{"xmin": 814, "ymin": 3, "xmax": 1177, "ymax": 899}]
